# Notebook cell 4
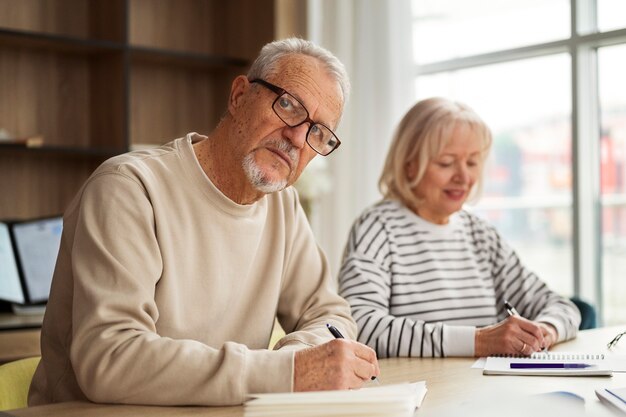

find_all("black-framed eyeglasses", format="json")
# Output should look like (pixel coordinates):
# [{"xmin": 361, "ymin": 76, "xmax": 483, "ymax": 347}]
[
  {"xmin": 250, "ymin": 79, "xmax": 341, "ymax": 156},
  {"xmin": 608, "ymin": 331, "xmax": 626, "ymax": 349}
]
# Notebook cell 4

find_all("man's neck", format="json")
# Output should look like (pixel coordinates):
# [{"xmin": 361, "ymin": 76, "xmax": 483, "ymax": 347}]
[{"xmin": 193, "ymin": 127, "xmax": 264, "ymax": 205}]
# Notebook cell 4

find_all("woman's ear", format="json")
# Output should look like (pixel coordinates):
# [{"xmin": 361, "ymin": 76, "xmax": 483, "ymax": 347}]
[{"xmin": 228, "ymin": 75, "xmax": 250, "ymax": 115}]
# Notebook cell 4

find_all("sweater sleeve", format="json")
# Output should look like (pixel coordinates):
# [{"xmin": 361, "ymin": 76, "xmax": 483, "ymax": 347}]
[
  {"xmin": 338, "ymin": 213, "xmax": 475, "ymax": 358},
  {"xmin": 486, "ymin": 221, "xmax": 581, "ymax": 342},
  {"xmin": 273, "ymin": 192, "xmax": 357, "ymax": 351},
  {"xmin": 69, "ymin": 173, "xmax": 292, "ymax": 406}
]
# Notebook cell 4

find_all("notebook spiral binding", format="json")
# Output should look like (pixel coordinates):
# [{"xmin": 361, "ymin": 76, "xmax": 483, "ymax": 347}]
[{"xmin": 491, "ymin": 352, "xmax": 605, "ymax": 360}]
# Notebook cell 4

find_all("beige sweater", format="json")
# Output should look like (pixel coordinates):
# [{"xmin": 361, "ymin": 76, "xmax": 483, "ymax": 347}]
[{"xmin": 29, "ymin": 133, "xmax": 356, "ymax": 406}]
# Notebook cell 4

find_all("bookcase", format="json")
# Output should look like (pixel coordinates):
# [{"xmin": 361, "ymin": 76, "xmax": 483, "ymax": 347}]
[{"xmin": 0, "ymin": 0, "xmax": 275, "ymax": 219}]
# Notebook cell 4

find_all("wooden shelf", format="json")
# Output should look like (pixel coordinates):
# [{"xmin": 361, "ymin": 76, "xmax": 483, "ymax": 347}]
[
  {"xmin": 0, "ymin": 312, "xmax": 44, "ymax": 331},
  {"xmin": 130, "ymin": 46, "xmax": 248, "ymax": 69},
  {"xmin": 0, "ymin": 0, "xmax": 275, "ymax": 219},
  {"xmin": 129, "ymin": 62, "xmax": 237, "ymax": 145},
  {"xmin": 0, "ymin": 154, "xmax": 104, "ymax": 218},
  {"xmin": 0, "ymin": 143, "xmax": 124, "ymax": 158},
  {"xmin": 0, "ymin": 44, "xmax": 126, "ymax": 149},
  {"xmin": 0, "ymin": 28, "xmax": 124, "ymax": 54},
  {"xmin": 0, "ymin": 0, "xmax": 126, "ymax": 42},
  {"xmin": 128, "ymin": 0, "xmax": 275, "ymax": 59}
]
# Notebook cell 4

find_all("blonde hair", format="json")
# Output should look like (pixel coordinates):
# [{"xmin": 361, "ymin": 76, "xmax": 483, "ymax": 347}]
[{"xmin": 379, "ymin": 97, "xmax": 493, "ymax": 209}]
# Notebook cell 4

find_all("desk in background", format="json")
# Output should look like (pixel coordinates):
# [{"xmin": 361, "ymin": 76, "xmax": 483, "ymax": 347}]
[
  {"xmin": 6, "ymin": 326, "xmax": 626, "ymax": 417},
  {"xmin": 0, "ymin": 312, "xmax": 42, "ymax": 364}
]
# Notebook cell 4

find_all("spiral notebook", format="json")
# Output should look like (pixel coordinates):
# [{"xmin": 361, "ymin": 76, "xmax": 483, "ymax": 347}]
[{"xmin": 483, "ymin": 352, "xmax": 613, "ymax": 376}]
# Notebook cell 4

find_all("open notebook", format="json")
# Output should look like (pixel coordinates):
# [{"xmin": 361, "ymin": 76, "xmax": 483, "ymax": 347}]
[
  {"xmin": 483, "ymin": 352, "xmax": 613, "ymax": 376},
  {"xmin": 244, "ymin": 381, "xmax": 427, "ymax": 417}
]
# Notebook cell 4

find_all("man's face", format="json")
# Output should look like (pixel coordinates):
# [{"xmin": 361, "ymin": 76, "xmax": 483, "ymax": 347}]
[{"xmin": 229, "ymin": 55, "xmax": 344, "ymax": 194}]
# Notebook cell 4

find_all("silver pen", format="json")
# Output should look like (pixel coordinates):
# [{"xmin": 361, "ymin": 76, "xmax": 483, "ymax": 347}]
[{"xmin": 504, "ymin": 300, "xmax": 520, "ymax": 316}]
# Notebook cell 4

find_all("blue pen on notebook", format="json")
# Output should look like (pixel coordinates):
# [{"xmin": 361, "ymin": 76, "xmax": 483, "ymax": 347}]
[
  {"xmin": 510, "ymin": 363, "xmax": 596, "ymax": 369},
  {"xmin": 326, "ymin": 324, "xmax": 380, "ymax": 384}
]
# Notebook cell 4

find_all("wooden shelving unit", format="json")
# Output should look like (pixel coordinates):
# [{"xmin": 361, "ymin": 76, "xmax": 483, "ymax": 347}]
[{"xmin": 0, "ymin": 0, "xmax": 275, "ymax": 219}]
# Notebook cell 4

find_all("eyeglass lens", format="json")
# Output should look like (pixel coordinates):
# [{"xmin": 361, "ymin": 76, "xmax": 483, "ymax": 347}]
[{"xmin": 272, "ymin": 93, "xmax": 339, "ymax": 156}]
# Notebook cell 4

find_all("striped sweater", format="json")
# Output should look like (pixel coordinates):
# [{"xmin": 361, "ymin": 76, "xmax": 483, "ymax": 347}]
[{"xmin": 338, "ymin": 200, "xmax": 580, "ymax": 358}]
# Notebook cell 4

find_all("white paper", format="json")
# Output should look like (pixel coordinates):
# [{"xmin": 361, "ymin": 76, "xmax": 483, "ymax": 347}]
[{"xmin": 245, "ymin": 381, "xmax": 427, "ymax": 417}]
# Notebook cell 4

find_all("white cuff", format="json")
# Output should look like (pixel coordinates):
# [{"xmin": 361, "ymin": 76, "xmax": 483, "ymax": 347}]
[{"xmin": 442, "ymin": 325, "xmax": 476, "ymax": 356}]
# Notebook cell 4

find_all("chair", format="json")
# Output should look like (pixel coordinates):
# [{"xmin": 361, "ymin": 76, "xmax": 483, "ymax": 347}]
[
  {"xmin": 569, "ymin": 296, "xmax": 597, "ymax": 330},
  {"xmin": 268, "ymin": 319, "xmax": 286, "ymax": 349},
  {"xmin": 0, "ymin": 356, "xmax": 40, "ymax": 411}
]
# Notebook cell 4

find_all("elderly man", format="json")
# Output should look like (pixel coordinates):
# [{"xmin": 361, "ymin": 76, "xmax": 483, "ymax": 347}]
[{"xmin": 29, "ymin": 38, "xmax": 379, "ymax": 407}]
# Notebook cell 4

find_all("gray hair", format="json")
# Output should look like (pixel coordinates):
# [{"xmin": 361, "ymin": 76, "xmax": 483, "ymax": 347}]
[
  {"xmin": 379, "ymin": 97, "xmax": 493, "ymax": 209},
  {"xmin": 247, "ymin": 37, "xmax": 350, "ymax": 103}
]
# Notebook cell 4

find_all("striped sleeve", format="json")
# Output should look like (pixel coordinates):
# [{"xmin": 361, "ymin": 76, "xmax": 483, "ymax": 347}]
[
  {"xmin": 485, "ymin": 219, "xmax": 581, "ymax": 342},
  {"xmin": 338, "ymin": 207, "xmax": 474, "ymax": 358}
]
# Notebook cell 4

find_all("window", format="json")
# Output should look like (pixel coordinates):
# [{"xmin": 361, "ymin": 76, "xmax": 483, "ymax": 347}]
[
  {"xmin": 598, "ymin": 44, "xmax": 626, "ymax": 325},
  {"xmin": 598, "ymin": 0, "xmax": 626, "ymax": 32},
  {"xmin": 412, "ymin": 0, "xmax": 570, "ymax": 64},
  {"xmin": 411, "ymin": 0, "xmax": 626, "ymax": 324}
]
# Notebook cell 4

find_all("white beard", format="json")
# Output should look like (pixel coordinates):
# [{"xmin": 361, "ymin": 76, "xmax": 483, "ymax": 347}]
[
  {"xmin": 242, "ymin": 153, "xmax": 289, "ymax": 193},
  {"xmin": 242, "ymin": 139, "xmax": 299, "ymax": 194}
]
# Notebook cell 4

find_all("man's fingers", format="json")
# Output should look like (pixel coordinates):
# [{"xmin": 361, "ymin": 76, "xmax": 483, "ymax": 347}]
[
  {"xmin": 353, "ymin": 346, "xmax": 379, "ymax": 380},
  {"xmin": 352, "ymin": 341, "xmax": 376, "ymax": 359},
  {"xmin": 329, "ymin": 339, "xmax": 379, "ymax": 381},
  {"xmin": 294, "ymin": 342, "xmax": 372, "ymax": 391},
  {"xmin": 352, "ymin": 358, "xmax": 377, "ymax": 382},
  {"xmin": 351, "ymin": 341, "xmax": 379, "ymax": 370}
]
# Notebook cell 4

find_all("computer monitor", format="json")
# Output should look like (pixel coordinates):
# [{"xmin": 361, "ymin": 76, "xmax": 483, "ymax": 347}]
[
  {"xmin": 0, "ymin": 216, "xmax": 62, "ymax": 305},
  {"xmin": 0, "ymin": 222, "xmax": 24, "ymax": 303}
]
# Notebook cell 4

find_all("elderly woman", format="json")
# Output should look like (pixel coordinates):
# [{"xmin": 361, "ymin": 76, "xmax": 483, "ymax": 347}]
[{"xmin": 339, "ymin": 97, "xmax": 580, "ymax": 358}]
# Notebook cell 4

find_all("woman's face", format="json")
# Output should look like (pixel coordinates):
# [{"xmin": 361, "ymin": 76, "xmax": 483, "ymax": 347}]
[{"xmin": 409, "ymin": 124, "xmax": 485, "ymax": 224}]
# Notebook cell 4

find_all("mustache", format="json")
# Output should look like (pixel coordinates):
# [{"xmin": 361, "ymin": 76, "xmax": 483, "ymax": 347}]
[{"xmin": 267, "ymin": 138, "xmax": 299, "ymax": 168}]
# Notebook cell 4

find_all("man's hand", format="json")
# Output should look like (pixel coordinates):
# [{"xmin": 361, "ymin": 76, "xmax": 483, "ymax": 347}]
[
  {"xmin": 293, "ymin": 339, "xmax": 379, "ymax": 391},
  {"xmin": 475, "ymin": 315, "xmax": 547, "ymax": 357}
]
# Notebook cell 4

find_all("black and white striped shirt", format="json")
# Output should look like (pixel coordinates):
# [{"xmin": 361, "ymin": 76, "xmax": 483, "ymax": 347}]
[{"xmin": 339, "ymin": 200, "xmax": 580, "ymax": 358}]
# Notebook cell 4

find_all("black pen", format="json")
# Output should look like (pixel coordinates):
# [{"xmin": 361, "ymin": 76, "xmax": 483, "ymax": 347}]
[
  {"xmin": 326, "ymin": 324, "xmax": 380, "ymax": 384},
  {"xmin": 504, "ymin": 300, "xmax": 520, "ymax": 317},
  {"xmin": 327, "ymin": 323, "xmax": 345, "ymax": 339}
]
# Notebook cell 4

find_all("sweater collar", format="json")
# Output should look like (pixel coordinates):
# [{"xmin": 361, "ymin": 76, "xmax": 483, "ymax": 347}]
[{"xmin": 178, "ymin": 132, "xmax": 267, "ymax": 217}]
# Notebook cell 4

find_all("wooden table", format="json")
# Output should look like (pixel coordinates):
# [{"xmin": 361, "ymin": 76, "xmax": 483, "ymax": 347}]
[{"xmin": 5, "ymin": 326, "xmax": 626, "ymax": 417}]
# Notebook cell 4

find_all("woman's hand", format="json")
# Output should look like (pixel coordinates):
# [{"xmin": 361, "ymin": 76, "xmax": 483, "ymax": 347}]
[
  {"xmin": 537, "ymin": 322, "xmax": 558, "ymax": 349},
  {"xmin": 475, "ymin": 315, "xmax": 548, "ymax": 357}
]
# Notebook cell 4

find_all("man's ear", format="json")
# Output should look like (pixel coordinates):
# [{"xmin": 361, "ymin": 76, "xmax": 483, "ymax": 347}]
[{"xmin": 228, "ymin": 75, "xmax": 250, "ymax": 115}]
